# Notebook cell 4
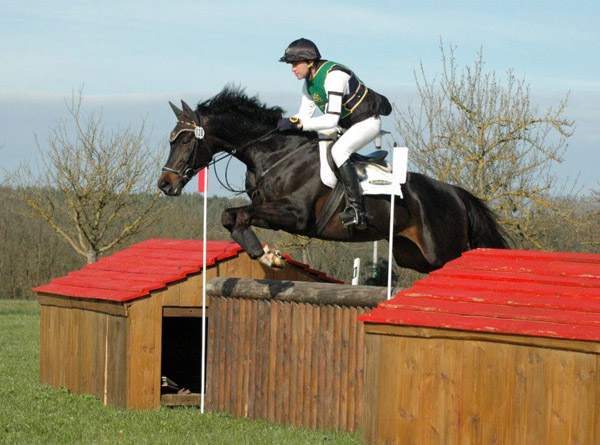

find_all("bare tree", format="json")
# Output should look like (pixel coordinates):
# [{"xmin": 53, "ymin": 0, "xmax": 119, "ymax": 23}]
[
  {"xmin": 584, "ymin": 183, "xmax": 600, "ymax": 252},
  {"xmin": 8, "ymin": 91, "xmax": 165, "ymax": 263},
  {"xmin": 394, "ymin": 42, "xmax": 578, "ymax": 248}
]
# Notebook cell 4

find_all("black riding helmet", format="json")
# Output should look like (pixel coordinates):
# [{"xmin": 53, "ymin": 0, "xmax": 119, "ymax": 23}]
[{"xmin": 279, "ymin": 38, "xmax": 321, "ymax": 63}]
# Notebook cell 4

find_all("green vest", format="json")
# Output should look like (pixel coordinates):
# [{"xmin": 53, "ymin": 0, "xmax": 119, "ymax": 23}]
[{"xmin": 305, "ymin": 60, "xmax": 356, "ymax": 120}]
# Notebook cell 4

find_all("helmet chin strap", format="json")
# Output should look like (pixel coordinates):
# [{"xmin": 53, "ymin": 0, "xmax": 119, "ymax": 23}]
[{"xmin": 306, "ymin": 61, "xmax": 315, "ymax": 79}]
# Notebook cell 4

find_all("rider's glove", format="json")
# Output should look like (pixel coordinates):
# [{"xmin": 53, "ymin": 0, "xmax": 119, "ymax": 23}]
[{"xmin": 277, "ymin": 116, "xmax": 300, "ymax": 132}]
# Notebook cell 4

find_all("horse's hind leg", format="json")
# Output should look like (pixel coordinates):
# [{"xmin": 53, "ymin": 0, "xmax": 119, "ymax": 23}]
[{"xmin": 392, "ymin": 236, "xmax": 437, "ymax": 274}]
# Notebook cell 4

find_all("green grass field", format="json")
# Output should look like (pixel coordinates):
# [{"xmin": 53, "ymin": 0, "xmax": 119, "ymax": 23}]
[{"xmin": 0, "ymin": 300, "xmax": 361, "ymax": 444}]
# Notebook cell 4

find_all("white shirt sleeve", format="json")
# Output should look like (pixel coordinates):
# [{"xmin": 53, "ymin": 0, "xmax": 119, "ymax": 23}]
[
  {"xmin": 300, "ymin": 70, "xmax": 350, "ymax": 132},
  {"xmin": 294, "ymin": 84, "xmax": 317, "ymax": 121}
]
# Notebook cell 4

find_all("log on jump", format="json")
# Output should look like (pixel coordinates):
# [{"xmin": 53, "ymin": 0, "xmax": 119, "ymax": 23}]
[{"xmin": 206, "ymin": 277, "xmax": 395, "ymax": 307}]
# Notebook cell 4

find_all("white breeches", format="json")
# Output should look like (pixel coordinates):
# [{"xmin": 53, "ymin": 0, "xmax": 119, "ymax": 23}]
[{"xmin": 318, "ymin": 116, "xmax": 381, "ymax": 188}]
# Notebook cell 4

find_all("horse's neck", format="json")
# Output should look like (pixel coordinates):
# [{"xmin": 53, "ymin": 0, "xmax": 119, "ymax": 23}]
[
  {"xmin": 240, "ymin": 133, "xmax": 318, "ymax": 199},
  {"xmin": 235, "ymin": 132, "xmax": 302, "ymax": 173}
]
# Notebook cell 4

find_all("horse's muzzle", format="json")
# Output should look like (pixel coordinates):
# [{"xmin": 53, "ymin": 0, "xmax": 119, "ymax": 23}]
[{"xmin": 157, "ymin": 173, "xmax": 183, "ymax": 196}]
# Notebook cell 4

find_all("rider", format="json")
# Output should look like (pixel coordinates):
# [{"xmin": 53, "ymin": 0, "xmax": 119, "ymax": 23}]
[{"xmin": 277, "ymin": 38, "xmax": 391, "ymax": 230}]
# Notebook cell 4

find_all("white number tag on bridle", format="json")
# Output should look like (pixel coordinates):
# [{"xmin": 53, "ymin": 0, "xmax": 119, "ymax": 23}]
[{"xmin": 194, "ymin": 126, "xmax": 205, "ymax": 140}]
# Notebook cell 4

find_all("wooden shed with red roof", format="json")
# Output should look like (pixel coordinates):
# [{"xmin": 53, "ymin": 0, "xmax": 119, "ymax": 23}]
[
  {"xmin": 34, "ymin": 239, "xmax": 340, "ymax": 410},
  {"xmin": 359, "ymin": 248, "xmax": 600, "ymax": 445}
]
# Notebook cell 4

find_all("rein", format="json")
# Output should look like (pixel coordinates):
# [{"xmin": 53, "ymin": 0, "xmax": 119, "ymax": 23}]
[
  {"xmin": 245, "ymin": 139, "xmax": 313, "ymax": 199},
  {"xmin": 210, "ymin": 128, "xmax": 280, "ymax": 195},
  {"xmin": 255, "ymin": 142, "xmax": 308, "ymax": 183},
  {"xmin": 211, "ymin": 132, "xmax": 311, "ymax": 197}
]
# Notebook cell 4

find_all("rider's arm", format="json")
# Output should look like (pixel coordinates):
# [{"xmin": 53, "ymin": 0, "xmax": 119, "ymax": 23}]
[{"xmin": 299, "ymin": 70, "xmax": 349, "ymax": 131}]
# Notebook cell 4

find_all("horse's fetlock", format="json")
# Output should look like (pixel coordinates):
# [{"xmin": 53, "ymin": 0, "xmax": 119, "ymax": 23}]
[{"xmin": 247, "ymin": 250, "xmax": 262, "ymax": 260}]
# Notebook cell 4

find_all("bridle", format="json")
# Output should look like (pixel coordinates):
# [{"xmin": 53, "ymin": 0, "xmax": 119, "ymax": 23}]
[
  {"xmin": 161, "ymin": 119, "xmax": 209, "ymax": 181},
  {"xmin": 162, "ymin": 114, "xmax": 281, "ymax": 194}
]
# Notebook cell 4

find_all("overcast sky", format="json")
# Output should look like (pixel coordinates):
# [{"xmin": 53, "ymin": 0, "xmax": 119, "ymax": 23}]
[{"xmin": 1, "ymin": 1, "xmax": 598, "ymax": 193}]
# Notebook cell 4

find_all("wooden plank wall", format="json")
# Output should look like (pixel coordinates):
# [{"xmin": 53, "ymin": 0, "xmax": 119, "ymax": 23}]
[
  {"xmin": 39, "ymin": 304, "xmax": 127, "ymax": 407},
  {"xmin": 38, "ymin": 252, "xmax": 335, "ymax": 411},
  {"xmin": 206, "ymin": 296, "xmax": 372, "ymax": 432},
  {"xmin": 362, "ymin": 326, "xmax": 600, "ymax": 445}
]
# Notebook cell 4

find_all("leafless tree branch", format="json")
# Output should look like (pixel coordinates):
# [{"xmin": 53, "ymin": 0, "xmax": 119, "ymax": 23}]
[
  {"xmin": 8, "ymin": 89, "xmax": 166, "ymax": 263},
  {"xmin": 394, "ymin": 41, "xmax": 582, "ymax": 248}
]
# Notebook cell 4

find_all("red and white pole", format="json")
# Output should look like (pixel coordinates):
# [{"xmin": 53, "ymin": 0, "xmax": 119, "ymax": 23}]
[{"xmin": 199, "ymin": 168, "xmax": 208, "ymax": 413}]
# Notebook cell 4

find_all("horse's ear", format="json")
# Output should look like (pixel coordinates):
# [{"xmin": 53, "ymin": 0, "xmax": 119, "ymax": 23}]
[
  {"xmin": 181, "ymin": 100, "xmax": 199, "ymax": 124},
  {"xmin": 169, "ymin": 101, "xmax": 184, "ymax": 119}
]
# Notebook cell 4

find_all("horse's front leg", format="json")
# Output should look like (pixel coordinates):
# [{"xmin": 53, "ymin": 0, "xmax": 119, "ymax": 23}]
[
  {"xmin": 221, "ymin": 207, "xmax": 265, "ymax": 259},
  {"xmin": 221, "ymin": 201, "xmax": 308, "ymax": 268}
]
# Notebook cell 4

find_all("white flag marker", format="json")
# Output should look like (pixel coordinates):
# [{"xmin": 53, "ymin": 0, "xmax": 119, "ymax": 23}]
[{"xmin": 387, "ymin": 144, "xmax": 408, "ymax": 300}]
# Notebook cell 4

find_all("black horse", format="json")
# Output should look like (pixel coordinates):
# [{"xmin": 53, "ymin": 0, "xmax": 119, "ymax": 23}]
[{"xmin": 158, "ymin": 87, "xmax": 508, "ymax": 273}]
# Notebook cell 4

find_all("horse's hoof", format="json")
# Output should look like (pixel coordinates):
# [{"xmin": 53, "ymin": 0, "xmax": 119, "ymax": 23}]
[
  {"xmin": 258, "ymin": 245, "xmax": 286, "ymax": 269},
  {"xmin": 258, "ymin": 252, "xmax": 286, "ymax": 269},
  {"xmin": 270, "ymin": 252, "xmax": 286, "ymax": 269},
  {"xmin": 258, "ymin": 254, "xmax": 272, "ymax": 267}
]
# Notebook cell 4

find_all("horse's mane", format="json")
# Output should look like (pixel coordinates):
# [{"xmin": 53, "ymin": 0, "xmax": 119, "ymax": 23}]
[{"xmin": 196, "ymin": 86, "xmax": 284, "ymax": 126}]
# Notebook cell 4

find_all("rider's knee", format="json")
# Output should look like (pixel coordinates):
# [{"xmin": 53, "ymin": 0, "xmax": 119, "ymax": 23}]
[{"xmin": 332, "ymin": 149, "xmax": 351, "ymax": 168}]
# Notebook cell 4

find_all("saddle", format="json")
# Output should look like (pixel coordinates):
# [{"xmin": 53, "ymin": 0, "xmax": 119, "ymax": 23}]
[
  {"xmin": 351, "ymin": 150, "xmax": 391, "ymax": 180},
  {"xmin": 316, "ymin": 130, "xmax": 391, "ymax": 235},
  {"xmin": 323, "ymin": 130, "xmax": 392, "ymax": 178}
]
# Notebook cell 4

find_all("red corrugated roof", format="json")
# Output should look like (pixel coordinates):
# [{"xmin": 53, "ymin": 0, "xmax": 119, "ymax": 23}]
[
  {"xmin": 34, "ymin": 239, "xmax": 341, "ymax": 303},
  {"xmin": 358, "ymin": 248, "xmax": 600, "ymax": 342}
]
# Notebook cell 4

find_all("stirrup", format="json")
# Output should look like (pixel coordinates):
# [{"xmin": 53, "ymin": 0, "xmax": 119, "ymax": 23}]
[{"xmin": 339, "ymin": 206, "xmax": 368, "ymax": 230}]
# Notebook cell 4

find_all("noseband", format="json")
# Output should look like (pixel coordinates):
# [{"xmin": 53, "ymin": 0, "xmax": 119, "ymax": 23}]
[{"xmin": 161, "ymin": 120, "xmax": 208, "ymax": 181}]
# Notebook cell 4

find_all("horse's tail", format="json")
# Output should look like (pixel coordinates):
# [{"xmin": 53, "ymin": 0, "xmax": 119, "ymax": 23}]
[{"xmin": 454, "ymin": 186, "xmax": 511, "ymax": 249}]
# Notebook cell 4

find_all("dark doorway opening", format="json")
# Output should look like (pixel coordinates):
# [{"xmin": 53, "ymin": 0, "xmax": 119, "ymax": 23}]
[{"xmin": 161, "ymin": 315, "xmax": 206, "ymax": 398}]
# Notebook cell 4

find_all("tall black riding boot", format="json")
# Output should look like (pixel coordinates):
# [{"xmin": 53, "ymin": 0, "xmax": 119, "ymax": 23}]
[{"xmin": 337, "ymin": 159, "xmax": 368, "ymax": 230}]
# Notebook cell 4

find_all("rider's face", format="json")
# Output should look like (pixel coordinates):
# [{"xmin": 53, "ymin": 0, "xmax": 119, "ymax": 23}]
[{"xmin": 291, "ymin": 61, "xmax": 311, "ymax": 80}]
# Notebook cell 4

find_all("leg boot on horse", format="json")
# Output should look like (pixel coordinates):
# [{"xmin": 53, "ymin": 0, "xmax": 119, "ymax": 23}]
[{"xmin": 337, "ymin": 159, "xmax": 368, "ymax": 230}]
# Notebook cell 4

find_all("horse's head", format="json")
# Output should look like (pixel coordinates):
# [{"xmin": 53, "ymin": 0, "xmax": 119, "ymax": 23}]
[
  {"xmin": 158, "ymin": 87, "xmax": 284, "ymax": 196},
  {"xmin": 157, "ymin": 100, "xmax": 215, "ymax": 196}
]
